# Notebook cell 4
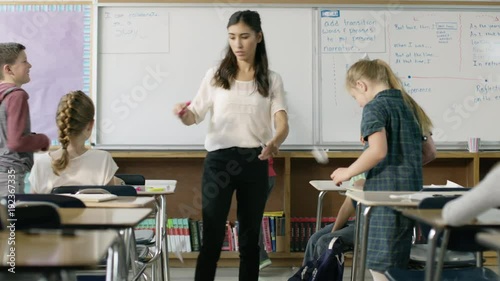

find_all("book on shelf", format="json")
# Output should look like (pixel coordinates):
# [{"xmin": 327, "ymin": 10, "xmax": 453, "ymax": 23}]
[
  {"xmin": 134, "ymin": 216, "xmax": 289, "ymax": 253},
  {"xmin": 189, "ymin": 219, "xmax": 200, "ymax": 252}
]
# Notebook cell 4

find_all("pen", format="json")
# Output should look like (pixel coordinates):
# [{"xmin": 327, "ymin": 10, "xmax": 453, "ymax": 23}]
[{"xmin": 178, "ymin": 101, "xmax": 191, "ymax": 117}]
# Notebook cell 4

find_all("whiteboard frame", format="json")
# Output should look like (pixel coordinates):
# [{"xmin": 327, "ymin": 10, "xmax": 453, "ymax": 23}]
[{"xmin": 92, "ymin": 2, "xmax": 500, "ymax": 151}]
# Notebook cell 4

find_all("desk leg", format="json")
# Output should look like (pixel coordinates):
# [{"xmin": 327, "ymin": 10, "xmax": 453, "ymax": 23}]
[
  {"xmin": 151, "ymin": 199, "xmax": 162, "ymax": 281},
  {"xmin": 433, "ymin": 229, "xmax": 449, "ymax": 281},
  {"xmin": 358, "ymin": 206, "xmax": 372, "ymax": 281},
  {"xmin": 316, "ymin": 191, "xmax": 327, "ymax": 233},
  {"xmin": 128, "ymin": 228, "xmax": 139, "ymax": 277},
  {"xmin": 107, "ymin": 237, "xmax": 125, "ymax": 281},
  {"xmin": 159, "ymin": 194, "xmax": 170, "ymax": 281},
  {"xmin": 425, "ymin": 228, "xmax": 442, "ymax": 281},
  {"xmin": 351, "ymin": 202, "xmax": 362, "ymax": 281},
  {"xmin": 106, "ymin": 245, "xmax": 116, "ymax": 281}
]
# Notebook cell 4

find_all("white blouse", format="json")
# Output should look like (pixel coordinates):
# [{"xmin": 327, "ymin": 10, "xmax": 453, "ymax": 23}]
[
  {"xmin": 188, "ymin": 68, "xmax": 288, "ymax": 152},
  {"xmin": 29, "ymin": 149, "xmax": 118, "ymax": 194}
]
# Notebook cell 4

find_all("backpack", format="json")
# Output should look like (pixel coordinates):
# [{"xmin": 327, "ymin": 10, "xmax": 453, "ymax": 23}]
[{"xmin": 288, "ymin": 237, "xmax": 345, "ymax": 281}]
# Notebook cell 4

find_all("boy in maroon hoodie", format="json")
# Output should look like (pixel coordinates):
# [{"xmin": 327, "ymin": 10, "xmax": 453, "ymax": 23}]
[{"xmin": 0, "ymin": 43, "xmax": 50, "ymax": 196}]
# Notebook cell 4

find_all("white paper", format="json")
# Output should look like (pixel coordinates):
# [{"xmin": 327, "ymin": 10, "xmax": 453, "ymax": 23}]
[
  {"xmin": 424, "ymin": 180, "xmax": 464, "ymax": 188},
  {"xmin": 390, "ymin": 180, "xmax": 465, "ymax": 201}
]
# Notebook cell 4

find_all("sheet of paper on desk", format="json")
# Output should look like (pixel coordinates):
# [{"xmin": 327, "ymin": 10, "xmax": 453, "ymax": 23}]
[
  {"xmin": 389, "ymin": 193, "xmax": 436, "ymax": 201},
  {"xmin": 424, "ymin": 180, "xmax": 464, "ymax": 188},
  {"xmin": 477, "ymin": 209, "xmax": 500, "ymax": 224},
  {"xmin": 62, "ymin": 194, "xmax": 117, "ymax": 202}
]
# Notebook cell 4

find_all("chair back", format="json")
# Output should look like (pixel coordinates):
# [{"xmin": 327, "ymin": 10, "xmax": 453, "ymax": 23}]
[
  {"xmin": 418, "ymin": 196, "xmax": 488, "ymax": 252},
  {"xmin": 0, "ymin": 199, "xmax": 61, "ymax": 230},
  {"xmin": 52, "ymin": 185, "xmax": 137, "ymax": 196},
  {"xmin": 115, "ymin": 174, "xmax": 145, "ymax": 185},
  {"xmin": 14, "ymin": 194, "xmax": 86, "ymax": 208}
]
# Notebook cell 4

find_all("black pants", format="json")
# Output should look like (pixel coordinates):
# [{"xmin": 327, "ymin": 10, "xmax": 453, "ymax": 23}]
[{"xmin": 195, "ymin": 147, "xmax": 268, "ymax": 281}]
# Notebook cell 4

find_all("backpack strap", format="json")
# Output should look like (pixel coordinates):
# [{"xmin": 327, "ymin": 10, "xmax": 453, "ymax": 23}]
[
  {"xmin": 0, "ymin": 87, "xmax": 20, "ymax": 106},
  {"xmin": 1, "ymin": 86, "xmax": 20, "ymax": 98},
  {"xmin": 2, "ymin": 87, "xmax": 20, "ymax": 96}
]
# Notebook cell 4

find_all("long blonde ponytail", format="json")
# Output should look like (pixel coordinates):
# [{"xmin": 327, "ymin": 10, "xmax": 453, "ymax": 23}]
[{"xmin": 346, "ymin": 59, "xmax": 433, "ymax": 135}]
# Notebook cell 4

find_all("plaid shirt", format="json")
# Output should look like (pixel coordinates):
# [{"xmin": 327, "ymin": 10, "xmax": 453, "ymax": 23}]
[{"xmin": 361, "ymin": 89, "xmax": 423, "ymax": 271}]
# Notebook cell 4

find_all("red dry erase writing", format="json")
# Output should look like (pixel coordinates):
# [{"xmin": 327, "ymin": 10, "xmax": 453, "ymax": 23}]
[{"xmin": 178, "ymin": 101, "xmax": 191, "ymax": 116}]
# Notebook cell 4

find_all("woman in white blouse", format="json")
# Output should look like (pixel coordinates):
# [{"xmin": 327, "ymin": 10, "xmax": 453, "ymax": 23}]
[{"xmin": 173, "ymin": 10, "xmax": 289, "ymax": 281}]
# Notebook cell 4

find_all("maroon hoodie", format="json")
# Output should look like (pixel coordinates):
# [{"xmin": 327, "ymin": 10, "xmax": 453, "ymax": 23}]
[{"xmin": 0, "ymin": 83, "xmax": 50, "ymax": 172}]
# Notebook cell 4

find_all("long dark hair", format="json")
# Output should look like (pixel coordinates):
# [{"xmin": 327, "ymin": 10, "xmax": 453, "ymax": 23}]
[{"xmin": 213, "ymin": 10, "xmax": 270, "ymax": 97}]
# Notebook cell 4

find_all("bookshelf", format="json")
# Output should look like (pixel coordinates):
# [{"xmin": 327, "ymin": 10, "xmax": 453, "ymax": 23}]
[{"xmin": 110, "ymin": 150, "xmax": 498, "ymax": 267}]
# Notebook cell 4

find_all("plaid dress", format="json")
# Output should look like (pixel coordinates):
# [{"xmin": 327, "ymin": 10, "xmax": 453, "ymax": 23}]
[{"xmin": 360, "ymin": 89, "xmax": 423, "ymax": 271}]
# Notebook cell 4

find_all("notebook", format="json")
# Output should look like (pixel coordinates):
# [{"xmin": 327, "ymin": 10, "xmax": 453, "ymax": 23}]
[{"xmin": 63, "ymin": 194, "xmax": 118, "ymax": 202}]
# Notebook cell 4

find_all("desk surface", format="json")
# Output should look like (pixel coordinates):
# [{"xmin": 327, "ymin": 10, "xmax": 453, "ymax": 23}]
[
  {"xmin": 309, "ymin": 180, "xmax": 348, "ymax": 191},
  {"xmin": 401, "ymin": 209, "xmax": 500, "ymax": 228},
  {"xmin": 59, "ymin": 208, "xmax": 153, "ymax": 229},
  {"xmin": 0, "ymin": 230, "xmax": 116, "ymax": 268},
  {"xmin": 83, "ymin": 196, "xmax": 155, "ymax": 208},
  {"xmin": 346, "ymin": 190, "xmax": 420, "ymax": 207},
  {"xmin": 346, "ymin": 190, "xmax": 467, "ymax": 207}
]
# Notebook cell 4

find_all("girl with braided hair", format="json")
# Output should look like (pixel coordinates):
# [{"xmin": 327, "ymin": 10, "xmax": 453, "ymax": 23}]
[{"xmin": 29, "ymin": 90, "xmax": 122, "ymax": 194}]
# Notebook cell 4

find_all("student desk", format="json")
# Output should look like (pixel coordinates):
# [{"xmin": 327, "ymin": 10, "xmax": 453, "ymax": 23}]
[
  {"xmin": 0, "ymin": 230, "xmax": 119, "ymax": 278},
  {"xmin": 58, "ymin": 207, "xmax": 153, "ymax": 280},
  {"xmin": 77, "ymin": 197, "xmax": 156, "ymax": 280},
  {"xmin": 137, "ymin": 187, "xmax": 176, "ymax": 281},
  {"xmin": 345, "ymin": 189, "xmax": 466, "ymax": 281},
  {"xmin": 58, "ymin": 208, "xmax": 153, "ymax": 229},
  {"xmin": 401, "ymin": 209, "xmax": 500, "ymax": 281},
  {"xmin": 309, "ymin": 180, "xmax": 348, "ymax": 232}
]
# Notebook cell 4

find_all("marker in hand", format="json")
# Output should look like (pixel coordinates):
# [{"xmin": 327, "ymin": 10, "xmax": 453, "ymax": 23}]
[{"xmin": 178, "ymin": 101, "xmax": 191, "ymax": 117}]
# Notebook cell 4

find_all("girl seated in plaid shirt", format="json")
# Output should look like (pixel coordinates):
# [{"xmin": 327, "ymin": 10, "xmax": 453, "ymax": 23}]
[{"xmin": 331, "ymin": 58, "xmax": 433, "ymax": 281}]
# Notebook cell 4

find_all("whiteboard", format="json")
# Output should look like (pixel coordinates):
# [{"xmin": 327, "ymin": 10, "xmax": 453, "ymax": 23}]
[
  {"xmin": 95, "ymin": 5, "xmax": 314, "ymax": 148},
  {"xmin": 319, "ymin": 8, "xmax": 500, "ymax": 145}
]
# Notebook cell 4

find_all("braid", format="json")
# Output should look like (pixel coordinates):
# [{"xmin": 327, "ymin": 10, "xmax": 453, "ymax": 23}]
[{"xmin": 52, "ymin": 91, "xmax": 94, "ymax": 175}]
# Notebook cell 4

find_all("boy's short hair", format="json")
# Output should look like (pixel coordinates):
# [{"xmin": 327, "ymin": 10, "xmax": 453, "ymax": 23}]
[{"xmin": 0, "ymin": 42, "xmax": 26, "ymax": 79}]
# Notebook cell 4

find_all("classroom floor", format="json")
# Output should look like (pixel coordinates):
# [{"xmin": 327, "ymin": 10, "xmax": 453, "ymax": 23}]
[{"xmin": 170, "ymin": 267, "xmax": 374, "ymax": 280}]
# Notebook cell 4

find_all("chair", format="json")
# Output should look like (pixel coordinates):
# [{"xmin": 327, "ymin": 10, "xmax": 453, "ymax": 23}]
[
  {"xmin": 51, "ymin": 185, "xmax": 137, "ymax": 196},
  {"xmin": 411, "ymin": 189, "xmax": 476, "ymax": 269},
  {"xmin": 115, "ymin": 174, "xmax": 145, "ymax": 186},
  {"xmin": 0, "ymin": 197, "xmax": 61, "ymax": 230},
  {"xmin": 385, "ymin": 196, "xmax": 498, "ymax": 281}
]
